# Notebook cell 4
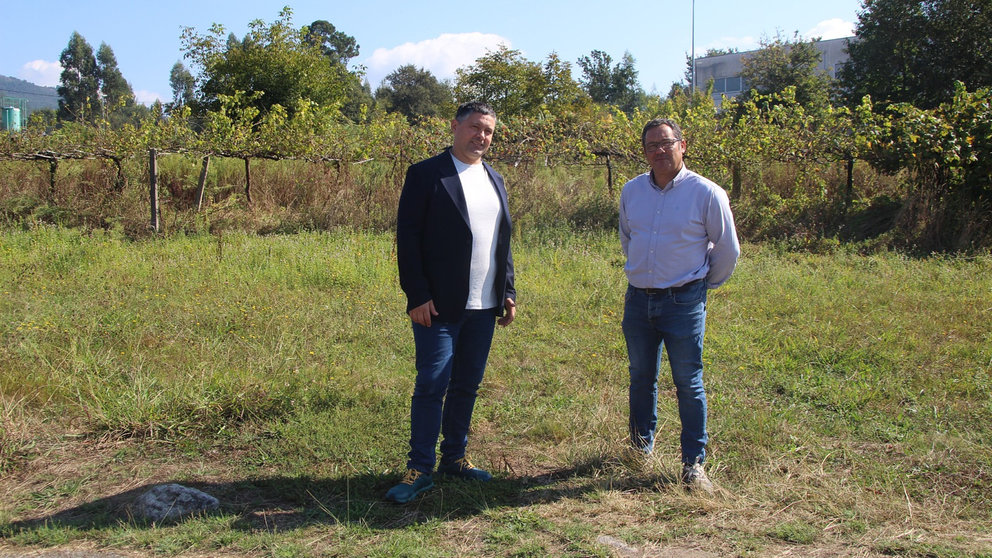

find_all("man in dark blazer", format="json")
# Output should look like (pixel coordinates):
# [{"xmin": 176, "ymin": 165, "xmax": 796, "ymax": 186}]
[{"xmin": 387, "ymin": 101, "xmax": 516, "ymax": 504}]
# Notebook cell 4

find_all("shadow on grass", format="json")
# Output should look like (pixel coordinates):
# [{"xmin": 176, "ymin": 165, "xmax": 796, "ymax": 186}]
[{"xmin": 2, "ymin": 457, "xmax": 680, "ymax": 533}]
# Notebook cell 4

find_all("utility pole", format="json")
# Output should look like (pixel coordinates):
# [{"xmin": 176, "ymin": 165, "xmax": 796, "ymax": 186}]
[{"xmin": 691, "ymin": 0, "xmax": 696, "ymax": 95}]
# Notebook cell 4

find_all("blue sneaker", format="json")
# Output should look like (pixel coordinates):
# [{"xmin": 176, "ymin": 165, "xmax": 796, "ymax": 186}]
[
  {"xmin": 385, "ymin": 469, "xmax": 434, "ymax": 503},
  {"xmin": 437, "ymin": 457, "xmax": 492, "ymax": 482}
]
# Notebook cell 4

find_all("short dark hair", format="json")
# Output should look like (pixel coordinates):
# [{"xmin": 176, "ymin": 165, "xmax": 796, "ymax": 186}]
[
  {"xmin": 641, "ymin": 118, "xmax": 684, "ymax": 146},
  {"xmin": 455, "ymin": 101, "xmax": 496, "ymax": 122}
]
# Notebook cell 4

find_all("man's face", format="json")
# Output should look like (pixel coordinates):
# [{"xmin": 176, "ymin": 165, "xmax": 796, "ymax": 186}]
[
  {"xmin": 642, "ymin": 124, "xmax": 686, "ymax": 181},
  {"xmin": 450, "ymin": 111, "xmax": 496, "ymax": 164}
]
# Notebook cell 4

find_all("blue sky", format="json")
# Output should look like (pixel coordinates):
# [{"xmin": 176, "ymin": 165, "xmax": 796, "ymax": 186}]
[{"xmin": 1, "ymin": 0, "xmax": 862, "ymax": 105}]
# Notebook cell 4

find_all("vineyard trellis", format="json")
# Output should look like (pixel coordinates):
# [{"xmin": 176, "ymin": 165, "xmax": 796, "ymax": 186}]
[{"xmin": 2, "ymin": 85, "xmax": 990, "ymax": 250}]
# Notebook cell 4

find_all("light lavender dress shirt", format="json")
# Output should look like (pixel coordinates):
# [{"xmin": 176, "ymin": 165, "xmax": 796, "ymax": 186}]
[{"xmin": 619, "ymin": 165, "xmax": 740, "ymax": 289}]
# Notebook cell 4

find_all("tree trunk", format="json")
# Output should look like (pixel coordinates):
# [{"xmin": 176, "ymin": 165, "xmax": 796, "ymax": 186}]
[{"xmin": 111, "ymin": 157, "xmax": 127, "ymax": 193}]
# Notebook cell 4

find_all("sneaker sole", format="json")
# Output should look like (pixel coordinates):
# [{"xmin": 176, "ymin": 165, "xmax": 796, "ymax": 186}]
[{"xmin": 386, "ymin": 480, "xmax": 434, "ymax": 504}]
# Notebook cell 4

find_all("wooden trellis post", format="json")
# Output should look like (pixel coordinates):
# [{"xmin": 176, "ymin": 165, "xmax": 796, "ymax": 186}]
[
  {"xmin": 48, "ymin": 158, "xmax": 57, "ymax": 200},
  {"xmin": 244, "ymin": 157, "xmax": 252, "ymax": 204},
  {"xmin": 195, "ymin": 155, "xmax": 210, "ymax": 211},
  {"xmin": 149, "ymin": 148, "xmax": 159, "ymax": 232},
  {"xmin": 605, "ymin": 153, "xmax": 614, "ymax": 198},
  {"xmin": 845, "ymin": 155, "xmax": 855, "ymax": 212}
]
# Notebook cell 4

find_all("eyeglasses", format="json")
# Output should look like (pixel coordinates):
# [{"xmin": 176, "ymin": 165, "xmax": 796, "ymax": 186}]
[{"xmin": 644, "ymin": 138, "xmax": 683, "ymax": 152}]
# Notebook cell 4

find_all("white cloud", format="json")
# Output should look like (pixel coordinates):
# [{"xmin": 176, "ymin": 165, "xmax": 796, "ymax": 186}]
[
  {"xmin": 19, "ymin": 60, "xmax": 62, "ymax": 87},
  {"xmin": 363, "ymin": 32, "xmax": 511, "ymax": 88},
  {"xmin": 806, "ymin": 18, "xmax": 856, "ymax": 40},
  {"xmin": 135, "ymin": 90, "xmax": 164, "ymax": 106}
]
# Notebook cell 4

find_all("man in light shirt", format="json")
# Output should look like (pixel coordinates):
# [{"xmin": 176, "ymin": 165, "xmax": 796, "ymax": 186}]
[
  {"xmin": 387, "ymin": 101, "xmax": 516, "ymax": 504},
  {"xmin": 619, "ymin": 117, "xmax": 740, "ymax": 494}
]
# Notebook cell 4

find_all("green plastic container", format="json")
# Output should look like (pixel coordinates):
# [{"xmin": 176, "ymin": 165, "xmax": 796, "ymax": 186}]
[{"xmin": 1, "ymin": 107, "xmax": 22, "ymax": 132}]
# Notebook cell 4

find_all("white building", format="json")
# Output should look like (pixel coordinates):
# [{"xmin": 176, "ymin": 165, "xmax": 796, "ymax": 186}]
[{"xmin": 693, "ymin": 36, "xmax": 853, "ymax": 106}]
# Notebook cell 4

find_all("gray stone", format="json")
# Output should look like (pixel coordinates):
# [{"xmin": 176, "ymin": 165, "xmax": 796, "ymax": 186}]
[
  {"xmin": 597, "ymin": 535, "xmax": 641, "ymax": 557},
  {"xmin": 132, "ymin": 483, "xmax": 219, "ymax": 523}
]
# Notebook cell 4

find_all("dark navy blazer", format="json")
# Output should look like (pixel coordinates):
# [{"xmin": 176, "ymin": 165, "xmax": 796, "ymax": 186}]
[{"xmin": 396, "ymin": 148, "xmax": 515, "ymax": 323}]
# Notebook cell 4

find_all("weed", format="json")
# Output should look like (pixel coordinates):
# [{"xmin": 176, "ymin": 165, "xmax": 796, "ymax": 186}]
[{"xmin": 767, "ymin": 520, "xmax": 818, "ymax": 544}]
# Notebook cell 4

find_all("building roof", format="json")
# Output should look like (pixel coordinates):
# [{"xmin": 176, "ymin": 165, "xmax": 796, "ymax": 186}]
[{"xmin": 693, "ymin": 36, "xmax": 854, "ymax": 106}]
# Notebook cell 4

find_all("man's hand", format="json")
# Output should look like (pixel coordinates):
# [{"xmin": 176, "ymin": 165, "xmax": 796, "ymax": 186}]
[
  {"xmin": 409, "ymin": 300, "xmax": 438, "ymax": 327},
  {"xmin": 497, "ymin": 298, "xmax": 516, "ymax": 327}
]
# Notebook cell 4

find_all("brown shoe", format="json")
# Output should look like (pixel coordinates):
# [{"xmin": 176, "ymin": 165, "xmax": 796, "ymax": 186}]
[
  {"xmin": 437, "ymin": 456, "xmax": 492, "ymax": 482},
  {"xmin": 681, "ymin": 463, "xmax": 714, "ymax": 495}
]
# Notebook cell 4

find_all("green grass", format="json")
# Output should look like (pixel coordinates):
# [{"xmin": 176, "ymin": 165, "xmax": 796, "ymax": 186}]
[{"xmin": 1, "ymin": 225, "xmax": 990, "ymax": 557}]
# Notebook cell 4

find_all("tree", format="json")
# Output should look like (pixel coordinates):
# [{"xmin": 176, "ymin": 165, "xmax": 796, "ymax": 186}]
[
  {"xmin": 454, "ymin": 45, "xmax": 547, "ymax": 116},
  {"xmin": 376, "ymin": 65, "xmax": 453, "ymax": 122},
  {"xmin": 57, "ymin": 31, "xmax": 101, "ymax": 122},
  {"xmin": 57, "ymin": 33, "xmax": 144, "ymax": 126},
  {"xmin": 301, "ymin": 18, "xmax": 367, "ymax": 121},
  {"xmin": 340, "ymin": 77, "xmax": 374, "ymax": 122},
  {"xmin": 96, "ymin": 42, "xmax": 140, "ymax": 127},
  {"xmin": 577, "ymin": 50, "xmax": 644, "ymax": 113},
  {"xmin": 168, "ymin": 62, "xmax": 196, "ymax": 111},
  {"xmin": 453, "ymin": 47, "xmax": 590, "ymax": 117},
  {"xmin": 739, "ymin": 32, "xmax": 835, "ymax": 111},
  {"xmin": 180, "ymin": 7, "xmax": 356, "ymax": 118},
  {"xmin": 303, "ymin": 20, "xmax": 359, "ymax": 64},
  {"xmin": 840, "ymin": 0, "xmax": 992, "ymax": 109},
  {"xmin": 97, "ymin": 43, "xmax": 133, "ymax": 109},
  {"xmin": 862, "ymin": 84, "xmax": 992, "ymax": 249},
  {"xmin": 26, "ymin": 108, "xmax": 57, "ymax": 131},
  {"xmin": 225, "ymin": 32, "xmax": 241, "ymax": 51},
  {"xmin": 541, "ymin": 53, "xmax": 589, "ymax": 115}
]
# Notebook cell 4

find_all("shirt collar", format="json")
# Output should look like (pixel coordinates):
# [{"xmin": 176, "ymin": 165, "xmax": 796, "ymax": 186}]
[{"xmin": 649, "ymin": 164, "xmax": 688, "ymax": 192}]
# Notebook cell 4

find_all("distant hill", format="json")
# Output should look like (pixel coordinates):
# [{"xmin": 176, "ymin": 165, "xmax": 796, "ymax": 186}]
[{"xmin": 0, "ymin": 75, "xmax": 59, "ymax": 115}]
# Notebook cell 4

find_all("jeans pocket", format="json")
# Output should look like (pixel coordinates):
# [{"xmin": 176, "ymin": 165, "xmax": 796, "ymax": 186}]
[{"xmin": 673, "ymin": 283, "xmax": 706, "ymax": 305}]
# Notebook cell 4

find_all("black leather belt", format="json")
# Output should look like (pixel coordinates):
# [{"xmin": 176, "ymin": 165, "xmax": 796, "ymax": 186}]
[{"xmin": 634, "ymin": 278, "xmax": 703, "ymax": 295}]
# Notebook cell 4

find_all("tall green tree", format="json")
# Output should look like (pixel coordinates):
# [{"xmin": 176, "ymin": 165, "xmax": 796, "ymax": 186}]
[
  {"xmin": 302, "ymin": 18, "xmax": 368, "ymax": 121},
  {"xmin": 303, "ymin": 20, "xmax": 359, "ymax": 64},
  {"xmin": 375, "ymin": 65, "xmax": 453, "ymax": 122},
  {"xmin": 98, "ymin": 43, "xmax": 150, "ymax": 128},
  {"xmin": 739, "ymin": 32, "xmax": 835, "ymax": 111},
  {"xmin": 340, "ymin": 77, "xmax": 374, "ymax": 122},
  {"xmin": 840, "ymin": 0, "xmax": 992, "ymax": 109},
  {"xmin": 454, "ymin": 45, "xmax": 547, "ymax": 116},
  {"xmin": 180, "ymin": 7, "xmax": 355, "ymax": 118},
  {"xmin": 168, "ymin": 62, "xmax": 196, "ymax": 111},
  {"xmin": 96, "ymin": 43, "xmax": 134, "ymax": 112},
  {"xmin": 542, "ymin": 52, "xmax": 589, "ymax": 115},
  {"xmin": 576, "ymin": 50, "xmax": 643, "ymax": 114},
  {"xmin": 57, "ymin": 31, "xmax": 101, "ymax": 122}
]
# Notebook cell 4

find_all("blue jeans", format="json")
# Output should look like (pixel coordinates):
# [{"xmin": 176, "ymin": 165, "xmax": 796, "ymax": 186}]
[
  {"xmin": 622, "ymin": 282, "xmax": 708, "ymax": 465},
  {"xmin": 407, "ymin": 309, "xmax": 496, "ymax": 473}
]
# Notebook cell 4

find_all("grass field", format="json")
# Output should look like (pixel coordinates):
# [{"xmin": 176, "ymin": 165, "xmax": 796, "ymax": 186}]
[{"xmin": 0, "ymin": 226, "xmax": 990, "ymax": 557}]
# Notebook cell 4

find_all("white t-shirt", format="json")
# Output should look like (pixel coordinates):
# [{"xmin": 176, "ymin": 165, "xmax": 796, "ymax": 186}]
[{"xmin": 452, "ymin": 154, "xmax": 501, "ymax": 310}]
